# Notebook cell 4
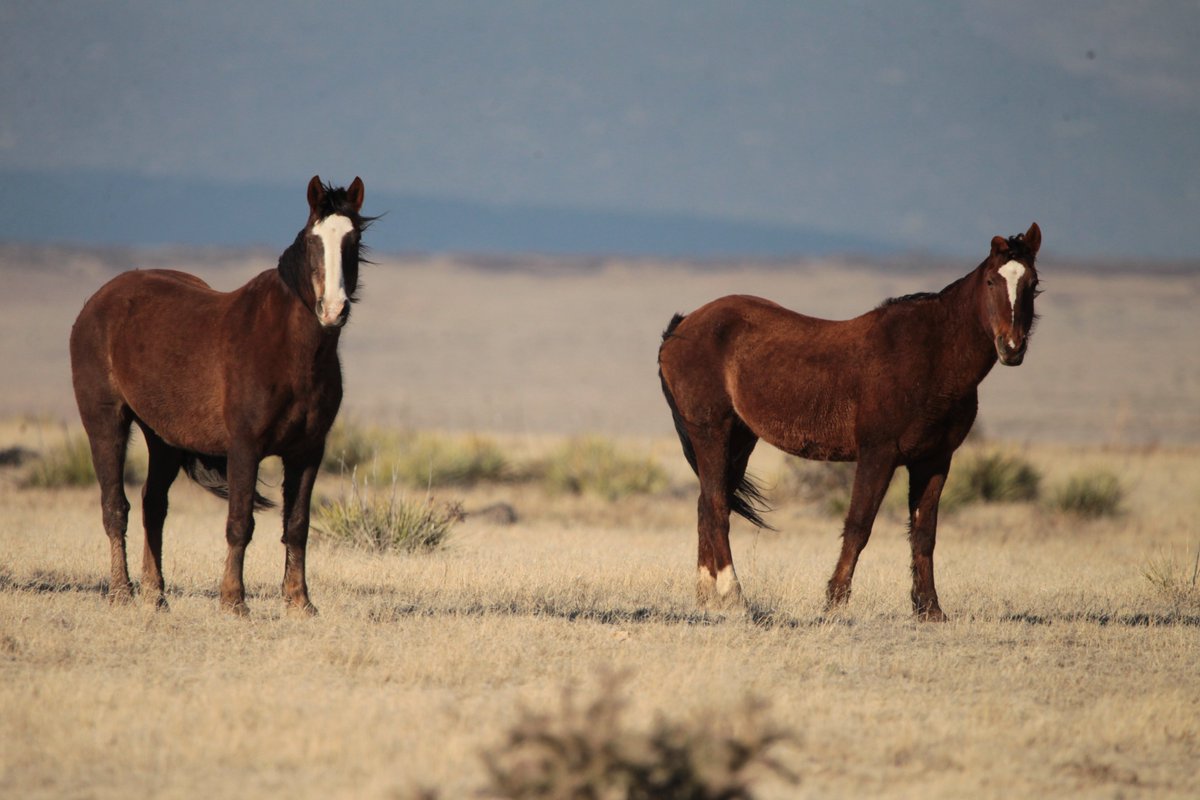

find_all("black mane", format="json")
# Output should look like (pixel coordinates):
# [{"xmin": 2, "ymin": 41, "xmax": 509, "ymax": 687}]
[
  {"xmin": 877, "ymin": 291, "xmax": 939, "ymax": 309},
  {"xmin": 310, "ymin": 179, "xmax": 378, "ymax": 230},
  {"xmin": 1003, "ymin": 231, "xmax": 1036, "ymax": 263},
  {"xmin": 878, "ymin": 229, "xmax": 1036, "ymax": 310}
]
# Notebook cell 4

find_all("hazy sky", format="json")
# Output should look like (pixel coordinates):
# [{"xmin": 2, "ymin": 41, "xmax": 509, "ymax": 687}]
[{"xmin": 3, "ymin": 1, "xmax": 1199, "ymax": 258}]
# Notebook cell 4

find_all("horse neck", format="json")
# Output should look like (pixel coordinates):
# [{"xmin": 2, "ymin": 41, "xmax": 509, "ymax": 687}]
[
  {"xmin": 276, "ymin": 233, "xmax": 313, "ymax": 306},
  {"xmin": 243, "ymin": 253, "xmax": 342, "ymax": 365},
  {"xmin": 933, "ymin": 265, "xmax": 997, "ymax": 389}
]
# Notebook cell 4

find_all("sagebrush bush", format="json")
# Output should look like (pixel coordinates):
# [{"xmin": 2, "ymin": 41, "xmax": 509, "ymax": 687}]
[
  {"xmin": 943, "ymin": 451, "xmax": 1041, "ymax": 507},
  {"xmin": 539, "ymin": 437, "xmax": 668, "ymax": 500},
  {"xmin": 1049, "ymin": 470, "xmax": 1124, "ymax": 518},
  {"xmin": 391, "ymin": 433, "xmax": 509, "ymax": 487},
  {"xmin": 313, "ymin": 472, "xmax": 461, "ymax": 553},
  {"xmin": 480, "ymin": 672, "xmax": 796, "ymax": 800}
]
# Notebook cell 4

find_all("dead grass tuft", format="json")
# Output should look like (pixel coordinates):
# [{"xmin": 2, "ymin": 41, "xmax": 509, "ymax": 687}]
[{"xmin": 1141, "ymin": 542, "xmax": 1200, "ymax": 615}]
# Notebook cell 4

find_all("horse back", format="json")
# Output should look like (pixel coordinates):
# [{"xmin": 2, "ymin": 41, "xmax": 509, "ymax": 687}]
[{"xmin": 661, "ymin": 295, "xmax": 868, "ymax": 459}]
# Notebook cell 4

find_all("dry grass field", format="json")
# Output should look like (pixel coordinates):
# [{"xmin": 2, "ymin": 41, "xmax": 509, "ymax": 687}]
[{"xmin": 1, "ymin": 246, "xmax": 1198, "ymax": 798}]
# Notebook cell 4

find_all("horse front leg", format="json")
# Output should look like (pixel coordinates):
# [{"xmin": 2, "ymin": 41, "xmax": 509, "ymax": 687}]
[
  {"xmin": 219, "ymin": 447, "xmax": 260, "ymax": 616},
  {"xmin": 826, "ymin": 450, "xmax": 896, "ymax": 611},
  {"xmin": 280, "ymin": 452, "xmax": 321, "ymax": 615},
  {"xmin": 907, "ymin": 456, "xmax": 952, "ymax": 621}
]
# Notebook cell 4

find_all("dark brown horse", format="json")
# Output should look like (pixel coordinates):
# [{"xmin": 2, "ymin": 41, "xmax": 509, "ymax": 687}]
[
  {"xmin": 659, "ymin": 223, "xmax": 1041, "ymax": 620},
  {"xmin": 70, "ymin": 176, "xmax": 371, "ymax": 615}
]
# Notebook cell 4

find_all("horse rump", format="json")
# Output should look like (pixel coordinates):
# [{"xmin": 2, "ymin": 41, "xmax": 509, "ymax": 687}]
[{"xmin": 658, "ymin": 313, "xmax": 773, "ymax": 529}]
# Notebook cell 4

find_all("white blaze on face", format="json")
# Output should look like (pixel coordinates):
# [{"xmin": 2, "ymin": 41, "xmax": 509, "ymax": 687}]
[
  {"xmin": 310, "ymin": 213, "xmax": 354, "ymax": 325},
  {"xmin": 998, "ymin": 260, "xmax": 1026, "ymax": 347}
]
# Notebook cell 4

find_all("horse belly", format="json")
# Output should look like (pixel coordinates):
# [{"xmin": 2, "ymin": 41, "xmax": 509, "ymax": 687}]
[{"xmin": 733, "ymin": 378, "xmax": 858, "ymax": 461}]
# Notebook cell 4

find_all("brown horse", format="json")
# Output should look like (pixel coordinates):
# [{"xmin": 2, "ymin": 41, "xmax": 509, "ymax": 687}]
[
  {"xmin": 70, "ymin": 176, "xmax": 371, "ymax": 615},
  {"xmin": 658, "ymin": 223, "xmax": 1041, "ymax": 620}
]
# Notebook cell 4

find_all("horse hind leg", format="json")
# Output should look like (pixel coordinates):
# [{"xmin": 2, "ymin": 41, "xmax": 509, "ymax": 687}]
[
  {"xmin": 79, "ymin": 402, "xmax": 135, "ymax": 603},
  {"xmin": 692, "ymin": 420, "xmax": 757, "ymax": 613},
  {"xmin": 139, "ymin": 425, "xmax": 183, "ymax": 610}
]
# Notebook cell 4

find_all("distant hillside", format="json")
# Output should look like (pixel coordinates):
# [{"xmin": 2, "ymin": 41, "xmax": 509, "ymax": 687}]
[{"xmin": 0, "ymin": 169, "xmax": 893, "ymax": 258}]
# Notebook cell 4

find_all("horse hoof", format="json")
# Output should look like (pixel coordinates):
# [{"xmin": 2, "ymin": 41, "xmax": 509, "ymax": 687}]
[
  {"xmin": 221, "ymin": 600, "xmax": 250, "ymax": 617},
  {"xmin": 108, "ymin": 584, "xmax": 135, "ymax": 605},
  {"xmin": 917, "ymin": 607, "xmax": 948, "ymax": 623},
  {"xmin": 698, "ymin": 593, "xmax": 749, "ymax": 620},
  {"xmin": 287, "ymin": 601, "xmax": 319, "ymax": 617},
  {"xmin": 144, "ymin": 594, "xmax": 170, "ymax": 612}
]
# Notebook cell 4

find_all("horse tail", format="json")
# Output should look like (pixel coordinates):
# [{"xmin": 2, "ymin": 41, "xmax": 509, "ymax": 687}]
[
  {"xmin": 659, "ymin": 313, "xmax": 697, "ymax": 470},
  {"xmin": 726, "ymin": 439, "xmax": 773, "ymax": 530},
  {"xmin": 659, "ymin": 313, "xmax": 773, "ymax": 530},
  {"xmin": 181, "ymin": 453, "xmax": 276, "ymax": 511}
]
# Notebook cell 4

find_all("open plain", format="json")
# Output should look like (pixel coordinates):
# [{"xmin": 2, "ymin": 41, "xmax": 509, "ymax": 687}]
[{"xmin": 1, "ymin": 245, "xmax": 1198, "ymax": 798}]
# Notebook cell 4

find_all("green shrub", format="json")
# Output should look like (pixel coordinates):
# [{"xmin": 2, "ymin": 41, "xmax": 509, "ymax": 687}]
[
  {"xmin": 481, "ymin": 672, "xmax": 796, "ymax": 800},
  {"xmin": 943, "ymin": 451, "xmax": 1041, "ymax": 507},
  {"xmin": 773, "ymin": 459, "xmax": 917, "ymax": 518},
  {"xmin": 314, "ymin": 472, "xmax": 461, "ymax": 553},
  {"xmin": 20, "ymin": 435, "xmax": 97, "ymax": 488},
  {"xmin": 19, "ymin": 434, "xmax": 144, "ymax": 488},
  {"xmin": 1049, "ymin": 470, "xmax": 1124, "ymax": 518},
  {"xmin": 539, "ymin": 437, "xmax": 668, "ymax": 500},
  {"xmin": 321, "ymin": 419, "xmax": 377, "ymax": 474},
  {"xmin": 392, "ymin": 433, "xmax": 509, "ymax": 487}
]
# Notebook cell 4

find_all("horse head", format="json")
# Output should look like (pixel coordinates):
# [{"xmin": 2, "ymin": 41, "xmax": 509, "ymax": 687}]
[
  {"xmin": 304, "ymin": 175, "xmax": 366, "ymax": 329},
  {"xmin": 980, "ymin": 222, "xmax": 1041, "ymax": 366}
]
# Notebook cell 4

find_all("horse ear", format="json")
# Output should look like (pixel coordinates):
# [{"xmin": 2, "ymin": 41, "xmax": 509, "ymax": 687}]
[
  {"xmin": 347, "ymin": 177, "xmax": 365, "ymax": 212},
  {"xmin": 307, "ymin": 175, "xmax": 325, "ymax": 215},
  {"xmin": 990, "ymin": 236, "xmax": 1009, "ymax": 257},
  {"xmin": 1024, "ymin": 222, "xmax": 1041, "ymax": 256}
]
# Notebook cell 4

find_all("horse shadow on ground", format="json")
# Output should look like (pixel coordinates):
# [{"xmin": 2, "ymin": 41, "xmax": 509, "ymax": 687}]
[{"xmin": 2, "ymin": 569, "xmax": 1197, "ymax": 629}]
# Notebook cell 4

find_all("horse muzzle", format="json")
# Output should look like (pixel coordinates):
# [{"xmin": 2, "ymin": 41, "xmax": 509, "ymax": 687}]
[
  {"xmin": 316, "ymin": 299, "xmax": 349, "ymax": 329},
  {"xmin": 995, "ymin": 335, "xmax": 1027, "ymax": 366}
]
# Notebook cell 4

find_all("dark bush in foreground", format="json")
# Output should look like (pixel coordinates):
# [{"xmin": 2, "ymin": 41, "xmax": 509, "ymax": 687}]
[{"xmin": 480, "ymin": 672, "xmax": 796, "ymax": 800}]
